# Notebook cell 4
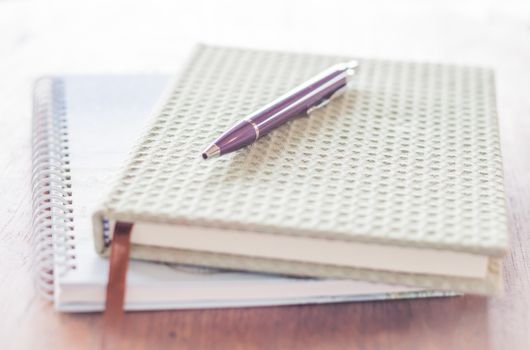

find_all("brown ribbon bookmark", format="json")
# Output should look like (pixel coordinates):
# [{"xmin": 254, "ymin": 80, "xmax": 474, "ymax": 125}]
[{"xmin": 103, "ymin": 221, "xmax": 133, "ymax": 324}]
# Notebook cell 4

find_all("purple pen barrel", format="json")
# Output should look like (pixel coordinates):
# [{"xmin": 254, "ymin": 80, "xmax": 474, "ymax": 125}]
[{"xmin": 201, "ymin": 61, "xmax": 358, "ymax": 159}]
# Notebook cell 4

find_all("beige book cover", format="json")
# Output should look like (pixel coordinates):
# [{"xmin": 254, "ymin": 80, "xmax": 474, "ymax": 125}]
[{"xmin": 93, "ymin": 45, "xmax": 509, "ymax": 294}]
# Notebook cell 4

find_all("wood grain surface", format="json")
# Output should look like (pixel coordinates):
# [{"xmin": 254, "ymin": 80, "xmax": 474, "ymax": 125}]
[{"xmin": 1, "ymin": 0, "xmax": 529, "ymax": 349}]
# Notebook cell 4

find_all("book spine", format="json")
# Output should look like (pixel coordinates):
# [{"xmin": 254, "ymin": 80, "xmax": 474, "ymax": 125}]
[{"xmin": 31, "ymin": 78, "xmax": 75, "ymax": 300}]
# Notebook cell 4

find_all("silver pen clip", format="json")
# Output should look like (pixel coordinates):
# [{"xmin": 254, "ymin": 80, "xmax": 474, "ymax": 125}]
[{"xmin": 306, "ymin": 61, "xmax": 358, "ymax": 115}]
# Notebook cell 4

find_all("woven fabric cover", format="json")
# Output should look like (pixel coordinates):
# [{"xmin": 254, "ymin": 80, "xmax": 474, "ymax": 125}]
[{"xmin": 94, "ymin": 45, "xmax": 508, "ymax": 293}]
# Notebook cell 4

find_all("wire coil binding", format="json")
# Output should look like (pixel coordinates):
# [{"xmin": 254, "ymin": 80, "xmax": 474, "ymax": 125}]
[{"xmin": 31, "ymin": 78, "xmax": 76, "ymax": 300}]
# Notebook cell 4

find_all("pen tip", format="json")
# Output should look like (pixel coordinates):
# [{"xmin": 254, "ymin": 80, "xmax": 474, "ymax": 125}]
[{"xmin": 201, "ymin": 144, "xmax": 220, "ymax": 160}]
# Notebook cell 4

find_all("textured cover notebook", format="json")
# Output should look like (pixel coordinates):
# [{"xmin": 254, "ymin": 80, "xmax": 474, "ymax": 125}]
[
  {"xmin": 93, "ymin": 45, "xmax": 509, "ymax": 294},
  {"xmin": 31, "ymin": 75, "xmax": 439, "ymax": 312}
]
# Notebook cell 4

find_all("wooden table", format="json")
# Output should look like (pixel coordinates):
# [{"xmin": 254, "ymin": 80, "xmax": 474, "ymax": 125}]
[{"xmin": 1, "ymin": 1, "xmax": 529, "ymax": 349}]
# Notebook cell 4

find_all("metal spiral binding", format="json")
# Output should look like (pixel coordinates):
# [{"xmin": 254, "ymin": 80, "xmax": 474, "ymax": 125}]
[{"xmin": 31, "ymin": 78, "xmax": 76, "ymax": 300}]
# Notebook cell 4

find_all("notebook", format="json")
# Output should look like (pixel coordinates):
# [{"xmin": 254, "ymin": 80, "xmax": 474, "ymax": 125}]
[
  {"xmin": 31, "ymin": 74, "xmax": 443, "ymax": 312},
  {"xmin": 93, "ymin": 45, "xmax": 509, "ymax": 296}
]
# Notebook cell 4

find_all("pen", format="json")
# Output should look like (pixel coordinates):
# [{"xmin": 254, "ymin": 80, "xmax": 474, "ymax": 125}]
[{"xmin": 201, "ymin": 60, "xmax": 358, "ymax": 159}]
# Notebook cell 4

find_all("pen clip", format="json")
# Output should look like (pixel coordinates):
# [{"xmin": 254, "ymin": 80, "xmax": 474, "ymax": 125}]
[
  {"xmin": 306, "ymin": 62, "xmax": 357, "ymax": 115},
  {"xmin": 306, "ymin": 84, "xmax": 348, "ymax": 115}
]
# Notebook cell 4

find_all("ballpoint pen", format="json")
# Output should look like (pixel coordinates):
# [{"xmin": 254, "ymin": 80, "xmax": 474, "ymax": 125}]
[{"xmin": 201, "ymin": 60, "xmax": 359, "ymax": 159}]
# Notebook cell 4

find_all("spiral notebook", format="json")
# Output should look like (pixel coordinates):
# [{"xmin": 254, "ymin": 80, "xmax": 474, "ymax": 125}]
[
  {"xmin": 31, "ymin": 74, "xmax": 444, "ymax": 312},
  {"xmin": 94, "ymin": 45, "xmax": 508, "ymax": 311}
]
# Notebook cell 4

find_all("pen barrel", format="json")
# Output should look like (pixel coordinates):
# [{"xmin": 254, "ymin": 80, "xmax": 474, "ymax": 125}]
[{"xmin": 251, "ymin": 74, "xmax": 349, "ymax": 136}]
